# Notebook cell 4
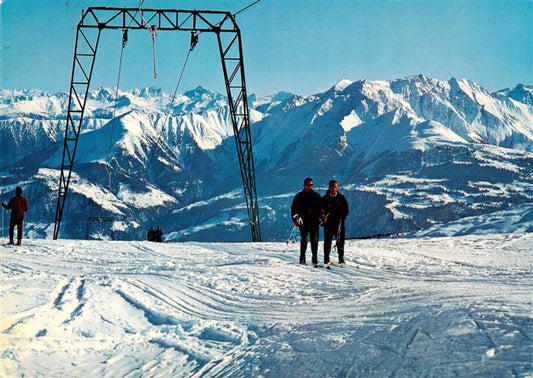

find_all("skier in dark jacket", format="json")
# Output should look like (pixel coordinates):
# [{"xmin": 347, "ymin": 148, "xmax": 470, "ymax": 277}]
[
  {"xmin": 2, "ymin": 187, "xmax": 29, "ymax": 245},
  {"xmin": 147, "ymin": 226, "xmax": 155, "ymax": 242},
  {"xmin": 291, "ymin": 178, "xmax": 323, "ymax": 266},
  {"xmin": 154, "ymin": 226, "xmax": 163, "ymax": 242},
  {"xmin": 321, "ymin": 180, "xmax": 349, "ymax": 267}
]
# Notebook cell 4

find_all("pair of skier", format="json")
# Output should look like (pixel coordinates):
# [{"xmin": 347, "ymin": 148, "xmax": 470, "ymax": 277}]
[
  {"xmin": 291, "ymin": 178, "xmax": 349, "ymax": 268},
  {"xmin": 147, "ymin": 225, "xmax": 163, "ymax": 242}
]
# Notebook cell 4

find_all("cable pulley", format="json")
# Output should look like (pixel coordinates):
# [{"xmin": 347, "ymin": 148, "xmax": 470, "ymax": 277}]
[
  {"xmin": 122, "ymin": 29, "xmax": 128, "ymax": 48},
  {"xmin": 149, "ymin": 25, "xmax": 157, "ymax": 41},
  {"xmin": 190, "ymin": 32, "xmax": 199, "ymax": 51}
]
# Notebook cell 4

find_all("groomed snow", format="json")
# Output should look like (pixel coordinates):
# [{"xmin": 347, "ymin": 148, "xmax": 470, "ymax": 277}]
[{"xmin": 1, "ymin": 233, "xmax": 531, "ymax": 377}]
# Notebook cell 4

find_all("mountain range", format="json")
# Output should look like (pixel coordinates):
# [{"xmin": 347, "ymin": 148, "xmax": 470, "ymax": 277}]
[{"xmin": 0, "ymin": 75, "xmax": 531, "ymax": 241}]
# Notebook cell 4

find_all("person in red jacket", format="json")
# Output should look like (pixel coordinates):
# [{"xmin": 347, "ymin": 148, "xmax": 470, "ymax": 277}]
[{"xmin": 2, "ymin": 187, "xmax": 29, "ymax": 245}]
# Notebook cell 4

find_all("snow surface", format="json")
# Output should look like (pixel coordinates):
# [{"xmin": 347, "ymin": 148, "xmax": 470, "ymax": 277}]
[{"xmin": 1, "ymin": 233, "xmax": 531, "ymax": 377}]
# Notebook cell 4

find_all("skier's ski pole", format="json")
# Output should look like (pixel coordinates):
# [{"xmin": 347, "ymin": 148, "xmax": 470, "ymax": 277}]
[
  {"xmin": 1, "ymin": 186, "xmax": 4, "ymax": 240},
  {"xmin": 286, "ymin": 226, "xmax": 298, "ymax": 244},
  {"xmin": 1, "ymin": 186, "xmax": 3, "ymax": 239},
  {"xmin": 332, "ymin": 221, "xmax": 342, "ymax": 254}
]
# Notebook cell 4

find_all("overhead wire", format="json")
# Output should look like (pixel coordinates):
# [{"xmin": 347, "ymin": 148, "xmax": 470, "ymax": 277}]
[
  {"xmin": 233, "ymin": 0, "xmax": 261, "ymax": 17},
  {"xmin": 155, "ymin": 47, "xmax": 193, "ymax": 148},
  {"xmin": 108, "ymin": 30, "xmax": 127, "ymax": 161},
  {"xmin": 98, "ymin": 29, "xmax": 128, "ymax": 219},
  {"xmin": 194, "ymin": 0, "xmax": 262, "ymax": 39}
]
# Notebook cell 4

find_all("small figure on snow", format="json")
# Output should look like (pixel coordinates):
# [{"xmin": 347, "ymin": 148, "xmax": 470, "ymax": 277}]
[
  {"xmin": 321, "ymin": 180, "xmax": 349, "ymax": 267},
  {"xmin": 147, "ymin": 226, "xmax": 155, "ymax": 242},
  {"xmin": 154, "ymin": 225, "xmax": 163, "ymax": 242},
  {"xmin": 291, "ymin": 178, "xmax": 323, "ymax": 266},
  {"xmin": 2, "ymin": 187, "xmax": 29, "ymax": 246}
]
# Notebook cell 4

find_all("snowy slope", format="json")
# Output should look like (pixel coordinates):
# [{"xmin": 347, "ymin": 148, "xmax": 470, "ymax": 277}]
[
  {"xmin": 410, "ymin": 203, "xmax": 532, "ymax": 237},
  {"xmin": 1, "ymin": 233, "xmax": 531, "ymax": 376}
]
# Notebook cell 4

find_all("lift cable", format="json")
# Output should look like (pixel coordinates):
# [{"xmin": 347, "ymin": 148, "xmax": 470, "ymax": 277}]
[
  {"xmin": 193, "ymin": 0, "xmax": 262, "ymax": 41},
  {"xmin": 155, "ymin": 42, "xmax": 195, "ymax": 147},
  {"xmin": 233, "ymin": 0, "xmax": 261, "ymax": 17},
  {"xmin": 97, "ymin": 29, "xmax": 128, "ymax": 219}
]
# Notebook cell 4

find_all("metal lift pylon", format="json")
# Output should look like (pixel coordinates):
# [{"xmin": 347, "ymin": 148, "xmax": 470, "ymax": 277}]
[{"xmin": 53, "ymin": 7, "xmax": 261, "ymax": 241}]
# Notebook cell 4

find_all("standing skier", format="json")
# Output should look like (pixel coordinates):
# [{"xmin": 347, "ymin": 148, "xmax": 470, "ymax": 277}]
[
  {"xmin": 147, "ymin": 226, "xmax": 155, "ymax": 242},
  {"xmin": 155, "ymin": 226, "xmax": 163, "ymax": 242},
  {"xmin": 321, "ymin": 180, "xmax": 349, "ymax": 267},
  {"xmin": 291, "ymin": 178, "xmax": 323, "ymax": 267},
  {"xmin": 2, "ymin": 187, "xmax": 29, "ymax": 246}
]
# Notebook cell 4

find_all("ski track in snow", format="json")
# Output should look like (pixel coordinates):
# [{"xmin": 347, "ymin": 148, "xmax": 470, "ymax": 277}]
[{"xmin": 1, "ymin": 234, "xmax": 532, "ymax": 377}]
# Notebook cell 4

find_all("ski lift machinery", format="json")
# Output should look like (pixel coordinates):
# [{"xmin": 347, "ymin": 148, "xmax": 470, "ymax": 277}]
[{"xmin": 53, "ymin": 7, "xmax": 262, "ymax": 241}]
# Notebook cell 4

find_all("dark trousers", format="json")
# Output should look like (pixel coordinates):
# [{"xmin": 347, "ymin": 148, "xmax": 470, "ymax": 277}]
[
  {"xmin": 323, "ymin": 222, "xmax": 345, "ymax": 264},
  {"xmin": 9, "ymin": 216, "xmax": 24, "ymax": 244},
  {"xmin": 299, "ymin": 225, "xmax": 319, "ymax": 264}
]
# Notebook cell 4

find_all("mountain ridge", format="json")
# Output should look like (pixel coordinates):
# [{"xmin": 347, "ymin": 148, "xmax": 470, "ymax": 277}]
[{"xmin": 1, "ymin": 75, "xmax": 531, "ymax": 241}]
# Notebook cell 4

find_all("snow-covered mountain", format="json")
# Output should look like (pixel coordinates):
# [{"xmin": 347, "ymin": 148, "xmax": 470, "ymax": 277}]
[
  {"xmin": 0, "ymin": 86, "xmax": 238, "ymax": 166},
  {"xmin": 0, "ymin": 76, "xmax": 531, "ymax": 241},
  {"xmin": 498, "ymin": 83, "xmax": 533, "ymax": 106}
]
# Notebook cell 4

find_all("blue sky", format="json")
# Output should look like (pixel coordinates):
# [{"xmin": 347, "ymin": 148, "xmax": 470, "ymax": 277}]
[{"xmin": 1, "ymin": 0, "xmax": 531, "ymax": 96}]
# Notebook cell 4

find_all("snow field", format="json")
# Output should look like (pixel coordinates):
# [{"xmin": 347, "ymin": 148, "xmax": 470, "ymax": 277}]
[{"xmin": 1, "ymin": 233, "xmax": 531, "ymax": 377}]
